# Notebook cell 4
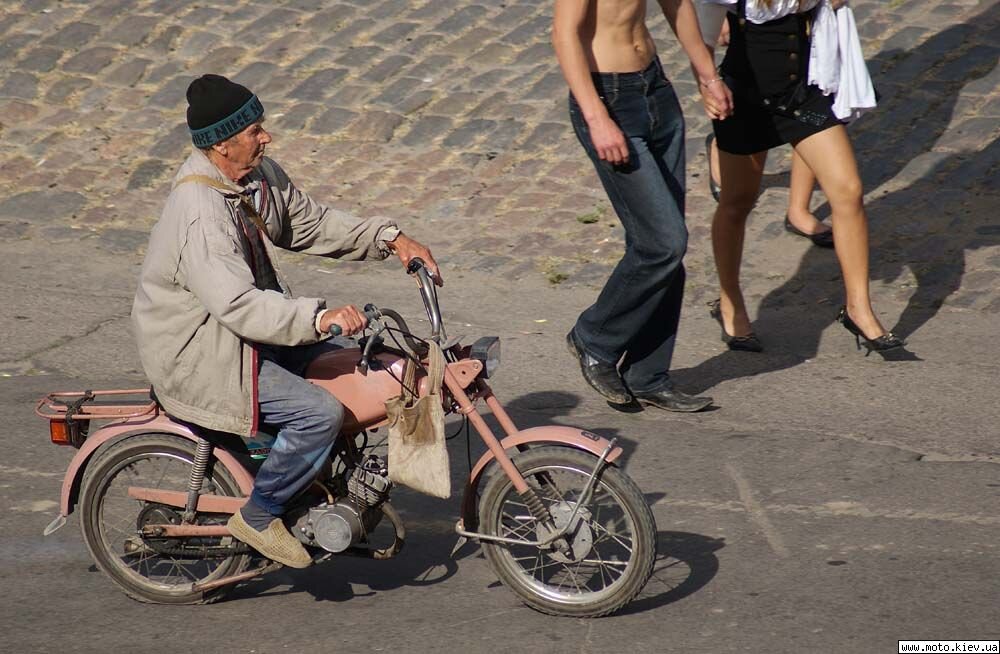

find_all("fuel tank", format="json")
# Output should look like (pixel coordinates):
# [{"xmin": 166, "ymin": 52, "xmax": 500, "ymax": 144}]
[{"xmin": 305, "ymin": 348, "xmax": 407, "ymax": 432}]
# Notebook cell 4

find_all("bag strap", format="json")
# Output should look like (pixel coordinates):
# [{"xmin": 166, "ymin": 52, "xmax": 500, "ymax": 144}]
[
  {"xmin": 424, "ymin": 342, "xmax": 445, "ymax": 398},
  {"xmin": 174, "ymin": 174, "xmax": 268, "ymax": 232},
  {"xmin": 400, "ymin": 352, "xmax": 419, "ymax": 403},
  {"xmin": 399, "ymin": 341, "xmax": 446, "ymax": 404}
]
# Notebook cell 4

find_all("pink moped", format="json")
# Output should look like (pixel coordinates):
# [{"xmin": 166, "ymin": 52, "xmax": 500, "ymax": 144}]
[{"xmin": 36, "ymin": 259, "xmax": 656, "ymax": 617}]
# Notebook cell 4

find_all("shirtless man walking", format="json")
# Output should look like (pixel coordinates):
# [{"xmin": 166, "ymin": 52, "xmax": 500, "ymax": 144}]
[{"xmin": 554, "ymin": 0, "xmax": 732, "ymax": 412}]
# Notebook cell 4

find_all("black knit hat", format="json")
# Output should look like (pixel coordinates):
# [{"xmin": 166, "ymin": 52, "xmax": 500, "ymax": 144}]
[{"xmin": 186, "ymin": 74, "xmax": 265, "ymax": 147}]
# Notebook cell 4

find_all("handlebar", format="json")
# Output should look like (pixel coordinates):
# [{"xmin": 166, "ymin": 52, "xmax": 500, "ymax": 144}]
[
  {"xmin": 326, "ymin": 258, "xmax": 444, "ymax": 348},
  {"xmin": 407, "ymin": 257, "xmax": 445, "ymax": 344}
]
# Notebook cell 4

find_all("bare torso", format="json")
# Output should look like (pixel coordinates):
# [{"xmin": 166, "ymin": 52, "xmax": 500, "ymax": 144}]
[{"xmin": 580, "ymin": 0, "xmax": 657, "ymax": 72}]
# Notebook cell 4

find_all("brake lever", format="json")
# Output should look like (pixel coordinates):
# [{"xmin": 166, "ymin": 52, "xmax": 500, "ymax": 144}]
[{"xmin": 358, "ymin": 304, "xmax": 385, "ymax": 374}]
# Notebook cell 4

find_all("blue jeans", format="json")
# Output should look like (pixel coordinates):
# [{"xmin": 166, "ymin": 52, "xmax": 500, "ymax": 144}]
[
  {"xmin": 250, "ymin": 341, "xmax": 344, "ymax": 515},
  {"xmin": 568, "ymin": 57, "xmax": 689, "ymax": 393}
]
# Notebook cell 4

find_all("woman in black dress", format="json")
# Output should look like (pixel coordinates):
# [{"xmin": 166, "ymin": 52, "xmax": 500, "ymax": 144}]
[{"xmin": 697, "ymin": 0, "xmax": 903, "ymax": 355}]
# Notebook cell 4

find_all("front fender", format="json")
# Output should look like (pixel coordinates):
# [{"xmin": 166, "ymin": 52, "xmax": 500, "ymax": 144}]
[
  {"xmin": 459, "ymin": 426, "xmax": 623, "ymax": 532},
  {"xmin": 58, "ymin": 415, "xmax": 255, "ymax": 517}
]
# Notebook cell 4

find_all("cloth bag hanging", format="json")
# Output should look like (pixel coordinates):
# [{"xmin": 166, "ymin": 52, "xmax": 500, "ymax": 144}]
[{"xmin": 385, "ymin": 341, "xmax": 450, "ymax": 498}]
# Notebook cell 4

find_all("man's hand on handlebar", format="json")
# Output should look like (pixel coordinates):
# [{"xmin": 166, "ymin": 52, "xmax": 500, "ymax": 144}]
[
  {"xmin": 387, "ymin": 233, "xmax": 444, "ymax": 286},
  {"xmin": 319, "ymin": 305, "xmax": 368, "ymax": 337}
]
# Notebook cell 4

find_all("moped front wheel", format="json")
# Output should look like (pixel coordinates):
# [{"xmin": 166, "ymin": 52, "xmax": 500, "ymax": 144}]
[
  {"xmin": 79, "ymin": 433, "xmax": 251, "ymax": 604},
  {"xmin": 479, "ymin": 446, "xmax": 656, "ymax": 617}
]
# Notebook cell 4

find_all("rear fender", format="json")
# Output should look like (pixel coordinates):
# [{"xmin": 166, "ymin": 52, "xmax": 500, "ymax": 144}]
[
  {"xmin": 58, "ymin": 415, "xmax": 254, "ymax": 517},
  {"xmin": 459, "ymin": 426, "xmax": 623, "ymax": 532}
]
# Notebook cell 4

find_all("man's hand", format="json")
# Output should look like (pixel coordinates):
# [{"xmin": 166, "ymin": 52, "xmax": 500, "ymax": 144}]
[
  {"xmin": 320, "ymin": 305, "xmax": 368, "ymax": 337},
  {"xmin": 588, "ymin": 114, "xmax": 630, "ymax": 165},
  {"xmin": 388, "ymin": 233, "xmax": 444, "ymax": 286},
  {"xmin": 699, "ymin": 77, "xmax": 734, "ymax": 120},
  {"xmin": 831, "ymin": 0, "xmax": 847, "ymax": 9}
]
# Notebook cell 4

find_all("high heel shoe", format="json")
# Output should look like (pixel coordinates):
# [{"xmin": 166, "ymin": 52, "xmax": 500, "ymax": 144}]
[
  {"xmin": 836, "ymin": 306, "xmax": 905, "ymax": 356},
  {"xmin": 784, "ymin": 215, "xmax": 834, "ymax": 248},
  {"xmin": 708, "ymin": 299, "xmax": 763, "ymax": 352},
  {"xmin": 705, "ymin": 133, "xmax": 721, "ymax": 202}
]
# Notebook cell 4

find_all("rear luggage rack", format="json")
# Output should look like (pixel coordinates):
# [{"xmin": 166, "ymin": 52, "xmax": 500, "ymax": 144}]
[
  {"xmin": 35, "ymin": 389, "xmax": 158, "ymax": 420},
  {"xmin": 35, "ymin": 389, "xmax": 158, "ymax": 447}
]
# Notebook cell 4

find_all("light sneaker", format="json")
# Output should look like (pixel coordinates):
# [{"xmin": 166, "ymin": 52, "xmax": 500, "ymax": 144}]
[{"xmin": 227, "ymin": 511, "xmax": 312, "ymax": 569}]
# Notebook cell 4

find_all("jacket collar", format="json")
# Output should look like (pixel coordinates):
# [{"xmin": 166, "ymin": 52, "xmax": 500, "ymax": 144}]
[{"xmin": 174, "ymin": 147, "xmax": 265, "ymax": 196}]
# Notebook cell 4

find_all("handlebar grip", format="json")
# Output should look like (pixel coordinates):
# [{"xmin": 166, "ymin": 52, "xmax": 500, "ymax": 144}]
[
  {"xmin": 406, "ymin": 257, "xmax": 426, "ymax": 275},
  {"xmin": 328, "ymin": 305, "xmax": 381, "ymax": 337}
]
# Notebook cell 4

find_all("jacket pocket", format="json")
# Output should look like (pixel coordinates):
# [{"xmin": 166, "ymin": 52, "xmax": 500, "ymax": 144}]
[{"xmin": 174, "ymin": 327, "xmax": 206, "ymax": 381}]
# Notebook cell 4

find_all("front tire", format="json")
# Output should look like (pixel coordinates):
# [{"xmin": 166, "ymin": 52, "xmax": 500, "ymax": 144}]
[
  {"xmin": 79, "ymin": 433, "xmax": 251, "ymax": 604},
  {"xmin": 479, "ymin": 447, "xmax": 656, "ymax": 617}
]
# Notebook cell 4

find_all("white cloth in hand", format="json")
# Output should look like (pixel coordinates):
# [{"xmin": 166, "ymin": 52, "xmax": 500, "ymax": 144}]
[{"xmin": 809, "ymin": 2, "xmax": 877, "ymax": 121}]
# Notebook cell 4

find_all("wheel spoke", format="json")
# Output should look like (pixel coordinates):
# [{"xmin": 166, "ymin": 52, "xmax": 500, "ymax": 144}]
[
  {"xmin": 590, "ymin": 517, "xmax": 634, "ymax": 552},
  {"xmin": 498, "ymin": 513, "xmax": 537, "ymax": 542},
  {"xmin": 125, "ymin": 547, "xmax": 153, "ymax": 573},
  {"xmin": 153, "ymin": 456, "xmax": 175, "ymax": 489},
  {"xmin": 526, "ymin": 550, "xmax": 548, "ymax": 579},
  {"xmin": 577, "ymin": 558, "xmax": 629, "ymax": 567},
  {"xmin": 563, "ymin": 560, "xmax": 588, "ymax": 593},
  {"xmin": 530, "ymin": 471, "xmax": 567, "ymax": 503},
  {"xmin": 501, "ymin": 496, "xmax": 623, "ymax": 594},
  {"xmin": 168, "ymin": 558, "xmax": 198, "ymax": 584}
]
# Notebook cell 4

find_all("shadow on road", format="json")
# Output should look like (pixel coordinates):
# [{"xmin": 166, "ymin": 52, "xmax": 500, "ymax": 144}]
[
  {"xmin": 502, "ymin": 389, "xmax": 640, "ymax": 461},
  {"xmin": 620, "ymin": 530, "xmax": 725, "ymax": 615},
  {"xmin": 228, "ymin": 530, "xmax": 463, "ymax": 603}
]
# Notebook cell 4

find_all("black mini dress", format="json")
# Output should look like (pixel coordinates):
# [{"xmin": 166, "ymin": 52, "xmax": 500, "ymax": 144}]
[{"xmin": 713, "ymin": 0, "xmax": 841, "ymax": 155}]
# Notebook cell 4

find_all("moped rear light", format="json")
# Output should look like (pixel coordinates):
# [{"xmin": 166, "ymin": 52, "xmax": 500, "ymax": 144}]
[{"xmin": 49, "ymin": 418, "xmax": 88, "ymax": 447}]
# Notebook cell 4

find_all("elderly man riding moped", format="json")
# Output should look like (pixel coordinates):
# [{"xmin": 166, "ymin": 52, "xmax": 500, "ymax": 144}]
[{"xmin": 131, "ymin": 74, "xmax": 442, "ymax": 568}]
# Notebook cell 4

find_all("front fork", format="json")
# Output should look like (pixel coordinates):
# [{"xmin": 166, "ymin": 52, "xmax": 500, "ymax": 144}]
[
  {"xmin": 446, "ymin": 372, "xmax": 615, "ymax": 551},
  {"xmin": 455, "ymin": 439, "xmax": 616, "ymax": 550}
]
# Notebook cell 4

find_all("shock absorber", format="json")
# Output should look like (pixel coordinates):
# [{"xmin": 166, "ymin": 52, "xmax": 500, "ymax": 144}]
[
  {"xmin": 519, "ymin": 488, "xmax": 553, "ymax": 523},
  {"xmin": 183, "ymin": 437, "xmax": 213, "ymax": 522},
  {"xmin": 520, "ymin": 487, "xmax": 574, "ymax": 555}
]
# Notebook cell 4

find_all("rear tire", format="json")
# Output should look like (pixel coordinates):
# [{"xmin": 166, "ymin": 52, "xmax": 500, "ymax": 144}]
[
  {"xmin": 479, "ymin": 447, "xmax": 656, "ymax": 617},
  {"xmin": 79, "ymin": 433, "xmax": 250, "ymax": 604}
]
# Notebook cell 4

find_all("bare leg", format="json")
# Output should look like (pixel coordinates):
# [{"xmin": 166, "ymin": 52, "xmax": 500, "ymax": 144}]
[
  {"xmin": 712, "ymin": 149, "xmax": 767, "ymax": 338},
  {"xmin": 792, "ymin": 125, "xmax": 888, "ymax": 339},
  {"xmin": 786, "ymin": 150, "xmax": 831, "ymax": 236},
  {"xmin": 710, "ymin": 134, "xmax": 722, "ymax": 189}
]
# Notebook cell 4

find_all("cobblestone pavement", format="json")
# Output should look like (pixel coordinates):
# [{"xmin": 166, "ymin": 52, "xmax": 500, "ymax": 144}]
[{"xmin": 0, "ymin": 0, "xmax": 998, "ymax": 299}]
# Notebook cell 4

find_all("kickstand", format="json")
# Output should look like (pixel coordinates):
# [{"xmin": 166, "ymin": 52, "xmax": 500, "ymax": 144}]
[{"xmin": 450, "ymin": 534, "xmax": 477, "ymax": 559}]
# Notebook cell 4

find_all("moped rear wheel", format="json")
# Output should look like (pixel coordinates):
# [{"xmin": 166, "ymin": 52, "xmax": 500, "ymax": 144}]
[
  {"xmin": 479, "ymin": 446, "xmax": 656, "ymax": 617},
  {"xmin": 79, "ymin": 433, "xmax": 251, "ymax": 604}
]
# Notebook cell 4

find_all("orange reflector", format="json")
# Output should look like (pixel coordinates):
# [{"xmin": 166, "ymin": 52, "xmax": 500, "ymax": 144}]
[{"xmin": 49, "ymin": 420, "xmax": 73, "ymax": 445}]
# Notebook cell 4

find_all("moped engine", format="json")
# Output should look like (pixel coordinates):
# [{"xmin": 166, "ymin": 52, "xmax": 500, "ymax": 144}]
[{"xmin": 292, "ymin": 455, "xmax": 392, "ymax": 553}]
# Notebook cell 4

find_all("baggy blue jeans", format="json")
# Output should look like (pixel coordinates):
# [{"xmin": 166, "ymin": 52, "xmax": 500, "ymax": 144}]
[
  {"xmin": 250, "ymin": 341, "xmax": 344, "ymax": 515},
  {"xmin": 568, "ymin": 57, "xmax": 689, "ymax": 393}
]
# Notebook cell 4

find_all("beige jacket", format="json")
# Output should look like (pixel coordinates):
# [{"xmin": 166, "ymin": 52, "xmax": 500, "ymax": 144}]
[{"xmin": 132, "ymin": 148, "xmax": 394, "ymax": 435}]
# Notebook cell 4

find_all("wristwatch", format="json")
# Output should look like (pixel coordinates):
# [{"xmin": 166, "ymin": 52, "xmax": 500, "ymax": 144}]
[{"xmin": 376, "ymin": 225, "xmax": 401, "ymax": 256}]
